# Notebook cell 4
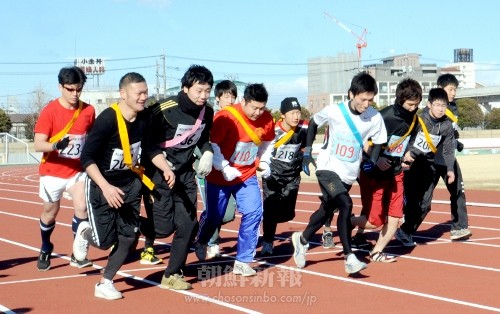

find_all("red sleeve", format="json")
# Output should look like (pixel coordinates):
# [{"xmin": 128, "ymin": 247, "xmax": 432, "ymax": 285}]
[
  {"xmin": 211, "ymin": 109, "xmax": 233, "ymax": 145},
  {"xmin": 263, "ymin": 112, "xmax": 275, "ymax": 141},
  {"xmin": 34, "ymin": 101, "xmax": 56, "ymax": 136}
]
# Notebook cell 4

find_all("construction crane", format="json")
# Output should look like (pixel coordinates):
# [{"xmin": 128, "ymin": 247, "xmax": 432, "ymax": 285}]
[{"xmin": 323, "ymin": 11, "xmax": 367, "ymax": 69}]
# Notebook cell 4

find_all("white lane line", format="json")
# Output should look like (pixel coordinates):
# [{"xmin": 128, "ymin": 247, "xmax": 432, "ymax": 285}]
[
  {"xmin": 0, "ymin": 304, "xmax": 16, "ymax": 314},
  {"xmin": 0, "ymin": 182, "xmax": 38, "ymax": 188},
  {"xmin": 0, "ymin": 274, "xmax": 90, "ymax": 285},
  {"xmin": 297, "ymin": 191, "xmax": 500, "ymax": 208},
  {"xmin": 1, "ymin": 220, "xmax": 498, "ymax": 312},
  {"xmin": 265, "ymin": 263, "xmax": 500, "ymax": 312},
  {"xmin": 1, "ymin": 189, "xmax": 499, "ymax": 312},
  {"xmin": 0, "ymin": 237, "xmax": 260, "ymax": 314},
  {"xmin": 1, "ymin": 186, "xmax": 499, "ymax": 208}
]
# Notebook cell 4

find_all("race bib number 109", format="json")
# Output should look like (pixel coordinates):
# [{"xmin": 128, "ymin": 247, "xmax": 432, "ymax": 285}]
[{"xmin": 331, "ymin": 133, "xmax": 361, "ymax": 163}]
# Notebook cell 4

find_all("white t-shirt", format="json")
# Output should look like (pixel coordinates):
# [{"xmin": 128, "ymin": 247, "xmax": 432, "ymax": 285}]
[{"xmin": 314, "ymin": 102, "xmax": 387, "ymax": 185}]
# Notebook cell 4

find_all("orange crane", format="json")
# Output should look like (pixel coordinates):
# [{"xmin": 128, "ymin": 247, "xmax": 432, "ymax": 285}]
[{"xmin": 323, "ymin": 11, "xmax": 367, "ymax": 69}]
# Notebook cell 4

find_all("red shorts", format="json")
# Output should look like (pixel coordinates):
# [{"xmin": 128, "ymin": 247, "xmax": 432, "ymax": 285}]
[{"xmin": 360, "ymin": 171, "xmax": 404, "ymax": 227}]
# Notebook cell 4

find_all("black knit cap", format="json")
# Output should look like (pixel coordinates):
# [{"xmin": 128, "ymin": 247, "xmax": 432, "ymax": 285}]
[{"xmin": 280, "ymin": 97, "xmax": 301, "ymax": 114}]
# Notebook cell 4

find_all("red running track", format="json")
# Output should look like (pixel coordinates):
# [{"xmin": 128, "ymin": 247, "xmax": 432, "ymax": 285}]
[{"xmin": 0, "ymin": 165, "xmax": 499, "ymax": 313}]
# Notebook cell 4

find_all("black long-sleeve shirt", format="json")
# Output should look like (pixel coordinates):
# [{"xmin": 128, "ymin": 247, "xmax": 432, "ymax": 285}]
[{"xmin": 80, "ymin": 107, "xmax": 148, "ymax": 186}]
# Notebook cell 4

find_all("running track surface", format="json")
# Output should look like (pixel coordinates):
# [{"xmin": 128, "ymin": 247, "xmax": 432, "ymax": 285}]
[{"xmin": 0, "ymin": 165, "xmax": 499, "ymax": 314}]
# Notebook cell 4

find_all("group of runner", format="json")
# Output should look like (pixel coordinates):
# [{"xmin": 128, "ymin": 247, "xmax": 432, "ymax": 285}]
[{"xmin": 34, "ymin": 65, "xmax": 470, "ymax": 300}]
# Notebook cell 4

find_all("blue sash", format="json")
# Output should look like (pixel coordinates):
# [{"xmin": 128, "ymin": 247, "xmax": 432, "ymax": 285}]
[{"xmin": 339, "ymin": 102, "xmax": 363, "ymax": 147}]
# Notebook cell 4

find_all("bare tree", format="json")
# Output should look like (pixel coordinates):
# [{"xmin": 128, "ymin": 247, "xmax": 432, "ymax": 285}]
[
  {"xmin": 24, "ymin": 85, "xmax": 50, "ymax": 141},
  {"xmin": 224, "ymin": 73, "xmax": 240, "ymax": 82}
]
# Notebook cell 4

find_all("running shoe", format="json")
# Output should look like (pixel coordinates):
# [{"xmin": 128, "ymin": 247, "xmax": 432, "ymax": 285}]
[{"xmin": 140, "ymin": 247, "xmax": 163, "ymax": 265}]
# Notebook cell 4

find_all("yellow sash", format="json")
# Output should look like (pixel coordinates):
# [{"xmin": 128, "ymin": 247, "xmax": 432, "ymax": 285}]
[
  {"xmin": 417, "ymin": 117, "xmax": 437, "ymax": 153},
  {"xmin": 111, "ymin": 104, "xmax": 155, "ymax": 190},
  {"xmin": 445, "ymin": 108, "xmax": 458, "ymax": 123},
  {"xmin": 41, "ymin": 101, "xmax": 83, "ymax": 163},
  {"xmin": 273, "ymin": 128, "xmax": 295, "ymax": 148},
  {"xmin": 223, "ymin": 106, "xmax": 262, "ymax": 146},
  {"xmin": 387, "ymin": 114, "xmax": 417, "ymax": 151}
]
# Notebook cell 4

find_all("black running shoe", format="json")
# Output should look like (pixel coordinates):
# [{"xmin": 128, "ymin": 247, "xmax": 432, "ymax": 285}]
[
  {"xmin": 351, "ymin": 234, "xmax": 374, "ymax": 250},
  {"xmin": 70, "ymin": 254, "xmax": 93, "ymax": 268},
  {"xmin": 37, "ymin": 244, "xmax": 53, "ymax": 271}
]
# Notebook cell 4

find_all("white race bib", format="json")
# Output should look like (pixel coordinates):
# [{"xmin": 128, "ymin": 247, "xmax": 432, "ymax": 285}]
[
  {"xmin": 413, "ymin": 132, "xmax": 441, "ymax": 153},
  {"xmin": 109, "ymin": 141, "xmax": 142, "ymax": 171},
  {"xmin": 274, "ymin": 143, "xmax": 300, "ymax": 163},
  {"xmin": 58, "ymin": 134, "xmax": 86, "ymax": 159},
  {"xmin": 230, "ymin": 141, "xmax": 258, "ymax": 166},
  {"xmin": 383, "ymin": 135, "xmax": 410, "ymax": 157},
  {"xmin": 172, "ymin": 123, "xmax": 205, "ymax": 148},
  {"xmin": 331, "ymin": 133, "xmax": 361, "ymax": 163}
]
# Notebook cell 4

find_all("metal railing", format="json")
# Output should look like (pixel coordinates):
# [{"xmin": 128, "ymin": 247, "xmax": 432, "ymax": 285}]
[{"xmin": 0, "ymin": 133, "xmax": 40, "ymax": 164}]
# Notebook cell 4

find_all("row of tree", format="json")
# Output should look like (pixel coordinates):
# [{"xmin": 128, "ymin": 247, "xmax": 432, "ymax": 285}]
[
  {"xmin": 455, "ymin": 98, "xmax": 500, "ymax": 129},
  {"xmin": 376, "ymin": 98, "xmax": 500, "ymax": 130}
]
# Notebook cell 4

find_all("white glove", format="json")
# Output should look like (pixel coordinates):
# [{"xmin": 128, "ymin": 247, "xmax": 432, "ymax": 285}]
[
  {"xmin": 163, "ymin": 151, "xmax": 175, "ymax": 170},
  {"xmin": 259, "ymin": 161, "xmax": 271, "ymax": 179},
  {"xmin": 197, "ymin": 151, "xmax": 213, "ymax": 177},
  {"xmin": 222, "ymin": 165, "xmax": 242, "ymax": 181}
]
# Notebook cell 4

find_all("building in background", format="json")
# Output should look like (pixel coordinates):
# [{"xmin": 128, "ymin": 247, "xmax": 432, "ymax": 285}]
[
  {"xmin": 79, "ymin": 90, "xmax": 120, "ymax": 116},
  {"xmin": 365, "ymin": 53, "xmax": 440, "ymax": 108},
  {"xmin": 445, "ymin": 48, "xmax": 476, "ymax": 89},
  {"xmin": 307, "ymin": 53, "xmax": 358, "ymax": 114},
  {"xmin": 307, "ymin": 49, "xmax": 478, "ymax": 115}
]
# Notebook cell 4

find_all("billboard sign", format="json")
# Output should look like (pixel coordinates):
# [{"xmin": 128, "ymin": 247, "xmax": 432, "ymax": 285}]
[{"xmin": 74, "ymin": 57, "xmax": 105, "ymax": 74}]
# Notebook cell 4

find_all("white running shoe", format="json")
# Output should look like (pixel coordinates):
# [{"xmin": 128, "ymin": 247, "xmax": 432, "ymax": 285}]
[
  {"xmin": 345, "ymin": 253, "xmax": 367, "ymax": 274},
  {"xmin": 206, "ymin": 244, "xmax": 221, "ymax": 259},
  {"xmin": 450, "ymin": 228, "xmax": 472, "ymax": 240},
  {"xmin": 73, "ymin": 221, "xmax": 90, "ymax": 261},
  {"xmin": 94, "ymin": 279, "xmax": 123, "ymax": 300},
  {"xmin": 233, "ymin": 260, "xmax": 256, "ymax": 276},
  {"xmin": 291, "ymin": 232, "xmax": 308, "ymax": 268}
]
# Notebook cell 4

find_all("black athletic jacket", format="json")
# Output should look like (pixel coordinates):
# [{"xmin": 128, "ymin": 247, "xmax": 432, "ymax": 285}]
[
  {"xmin": 262, "ymin": 119, "xmax": 308, "ymax": 179},
  {"xmin": 365, "ymin": 103, "xmax": 418, "ymax": 179},
  {"xmin": 407, "ymin": 109, "xmax": 455, "ymax": 172},
  {"xmin": 431, "ymin": 101, "xmax": 459, "ymax": 166},
  {"xmin": 144, "ymin": 91, "xmax": 214, "ymax": 174}
]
